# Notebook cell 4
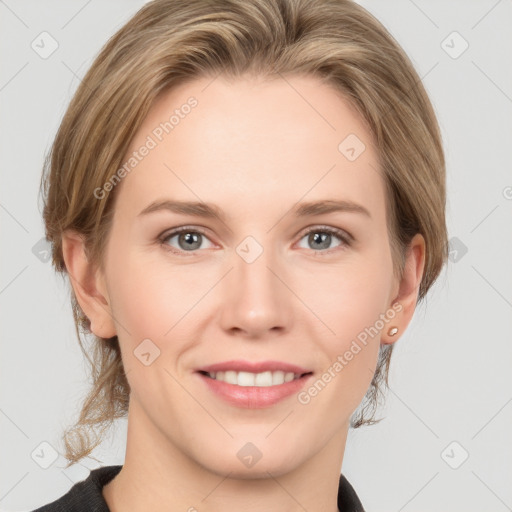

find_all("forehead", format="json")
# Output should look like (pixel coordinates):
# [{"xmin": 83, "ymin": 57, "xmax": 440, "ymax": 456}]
[{"xmin": 115, "ymin": 74, "xmax": 385, "ymax": 222}]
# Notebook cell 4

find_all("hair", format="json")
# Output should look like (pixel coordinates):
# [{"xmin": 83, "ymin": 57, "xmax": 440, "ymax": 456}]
[{"xmin": 40, "ymin": 0, "xmax": 448, "ymax": 466}]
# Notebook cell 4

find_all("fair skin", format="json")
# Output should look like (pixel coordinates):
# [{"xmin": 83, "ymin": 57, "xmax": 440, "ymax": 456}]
[{"xmin": 62, "ymin": 74, "xmax": 425, "ymax": 512}]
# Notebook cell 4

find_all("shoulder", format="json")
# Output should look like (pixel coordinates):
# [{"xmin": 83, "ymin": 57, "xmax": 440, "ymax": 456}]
[
  {"xmin": 338, "ymin": 472, "xmax": 366, "ymax": 512},
  {"xmin": 30, "ymin": 465, "xmax": 122, "ymax": 512}
]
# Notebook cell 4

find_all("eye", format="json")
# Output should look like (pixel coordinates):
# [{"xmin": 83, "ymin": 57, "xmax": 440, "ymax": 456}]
[
  {"xmin": 159, "ymin": 226, "xmax": 214, "ymax": 255},
  {"xmin": 296, "ymin": 226, "xmax": 352, "ymax": 253},
  {"xmin": 158, "ymin": 225, "xmax": 352, "ymax": 257}
]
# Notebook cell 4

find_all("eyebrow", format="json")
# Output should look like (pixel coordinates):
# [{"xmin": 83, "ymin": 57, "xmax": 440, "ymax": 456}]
[{"xmin": 137, "ymin": 198, "xmax": 371, "ymax": 220}]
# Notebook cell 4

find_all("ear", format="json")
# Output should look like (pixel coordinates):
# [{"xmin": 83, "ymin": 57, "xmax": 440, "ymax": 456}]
[
  {"xmin": 381, "ymin": 233, "xmax": 426, "ymax": 345},
  {"xmin": 61, "ymin": 230, "xmax": 117, "ymax": 339}
]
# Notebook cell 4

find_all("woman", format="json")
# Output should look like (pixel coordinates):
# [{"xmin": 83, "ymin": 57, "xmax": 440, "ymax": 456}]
[{"xmin": 34, "ymin": 0, "xmax": 447, "ymax": 510}]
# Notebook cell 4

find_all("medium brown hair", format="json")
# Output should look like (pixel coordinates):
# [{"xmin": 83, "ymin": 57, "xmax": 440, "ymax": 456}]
[{"xmin": 40, "ymin": 0, "xmax": 448, "ymax": 466}]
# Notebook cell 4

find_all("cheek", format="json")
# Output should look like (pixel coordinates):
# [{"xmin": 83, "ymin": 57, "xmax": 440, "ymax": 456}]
[
  {"xmin": 107, "ymin": 250, "xmax": 220, "ymax": 355},
  {"xmin": 107, "ymin": 251, "xmax": 184, "ymax": 342},
  {"xmin": 294, "ymin": 266, "xmax": 389, "ymax": 414},
  {"xmin": 107, "ymin": 258, "xmax": 198, "ymax": 397},
  {"xmin": 295, "ymin": 250, "xmax": 393, "ymax": 380},
  {"xmin": 299, "ymin": 256, "xmax": 392, "ymax": 336}
]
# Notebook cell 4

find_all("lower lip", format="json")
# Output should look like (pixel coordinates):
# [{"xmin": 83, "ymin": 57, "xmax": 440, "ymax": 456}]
[{"xmin": 196, "ymin": 372, "xmax": 313, "ymax": 408}]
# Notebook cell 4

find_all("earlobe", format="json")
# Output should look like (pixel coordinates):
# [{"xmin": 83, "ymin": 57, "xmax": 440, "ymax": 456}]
[
  {"xmin": 382, "ymin": 233, "xmax": 426, "ymax": 345},
  {"xmin": 61, "ymin": 230, "xmax": 117, "ymax": 339}
]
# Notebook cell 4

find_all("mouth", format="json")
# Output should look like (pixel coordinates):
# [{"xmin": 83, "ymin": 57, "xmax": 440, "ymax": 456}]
[
  {"xmin": 194, "ymin": 361, "xmax": 314, "ymax": 408},
  {"xmin": 197, "ymin": 369, "xmax": 313, "ymax": 387}
]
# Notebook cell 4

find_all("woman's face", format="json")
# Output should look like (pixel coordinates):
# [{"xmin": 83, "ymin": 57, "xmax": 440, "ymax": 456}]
[{"xmin": 90, "ymin": 74, "xmax": 406, "ymax": 477}]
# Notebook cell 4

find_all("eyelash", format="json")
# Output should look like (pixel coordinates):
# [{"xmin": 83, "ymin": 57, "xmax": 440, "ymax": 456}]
[{"xmin": 158, "ymin": 225, "xmax": 353, "ymax": 257}]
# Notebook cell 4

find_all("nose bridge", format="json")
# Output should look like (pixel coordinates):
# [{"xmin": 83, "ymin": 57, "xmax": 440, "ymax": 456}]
[{"xmin": 220, "ymin": 235, "xmax": 291, "ymax": 335}]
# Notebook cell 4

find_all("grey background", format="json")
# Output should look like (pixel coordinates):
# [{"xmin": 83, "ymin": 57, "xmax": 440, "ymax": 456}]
[{"xmin": 1, "ymin": 1, "xmax": 511, "ymax": 511}]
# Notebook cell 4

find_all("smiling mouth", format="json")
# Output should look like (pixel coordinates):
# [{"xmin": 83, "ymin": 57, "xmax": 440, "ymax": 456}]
[{"xmin": 197, "ymin": 370, "xmax": 313, "ymax": 387}]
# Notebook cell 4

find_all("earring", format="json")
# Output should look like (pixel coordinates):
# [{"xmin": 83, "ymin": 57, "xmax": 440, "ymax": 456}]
[{"xmin": 387, "ymin": 326, "xmax": 398, "ymax": 336}]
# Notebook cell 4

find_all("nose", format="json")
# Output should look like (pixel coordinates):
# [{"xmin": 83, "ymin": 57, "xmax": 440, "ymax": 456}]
[{"xmin": 219, "ymin": 241, "xmax": 293, "ymax": 339}]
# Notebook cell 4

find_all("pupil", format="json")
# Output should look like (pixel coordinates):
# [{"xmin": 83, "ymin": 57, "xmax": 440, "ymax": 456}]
[
  {"xmin": 181, "ymin": 232, "xmax": 200, "ymax": 250},
  {"xmin": 311, "ymin": 232, "xmax": 330, "ymax": 249}
]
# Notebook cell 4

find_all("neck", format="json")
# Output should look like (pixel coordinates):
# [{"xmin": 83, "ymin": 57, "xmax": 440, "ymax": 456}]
[{"xmin": 103, "ymin": 398, "xmax": 348, "ymax": 512}]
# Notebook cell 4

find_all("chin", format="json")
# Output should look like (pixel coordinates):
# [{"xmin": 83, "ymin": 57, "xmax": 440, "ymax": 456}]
[
  {"xmin": 204, "ymin": 458, "xmax": 299, "ymax": 480},
  {"xmin": 193, "ymin": 442, "xmax": 306, "ymax": 480}
]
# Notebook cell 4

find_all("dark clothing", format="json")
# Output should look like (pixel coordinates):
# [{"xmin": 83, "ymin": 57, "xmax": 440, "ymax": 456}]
[{"xmin": 32, "ymin": 465, "xmax": 365, "ymax": 511}]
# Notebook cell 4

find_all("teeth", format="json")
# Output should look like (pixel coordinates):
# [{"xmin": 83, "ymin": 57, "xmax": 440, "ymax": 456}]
[{"xmin": 207, "ymin": 370, "xmax": 301, "ymax": 386}]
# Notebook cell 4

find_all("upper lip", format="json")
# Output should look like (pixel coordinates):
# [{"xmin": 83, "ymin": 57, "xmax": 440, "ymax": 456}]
[{"xmin": 196, "ymin": 360, "xmax": 312, "ymax": 375}]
